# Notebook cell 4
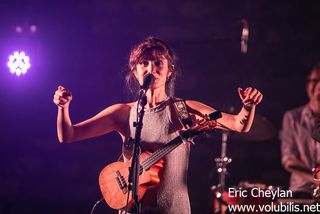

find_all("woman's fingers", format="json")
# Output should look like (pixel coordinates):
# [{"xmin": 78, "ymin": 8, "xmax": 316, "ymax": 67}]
[
  {"xmin": 53, "ymin": 86, "xmax": 72, "ymax": 108},
  {"xmin": 240, "ymin": 87, "xmax": 263, "ymax": 106}
]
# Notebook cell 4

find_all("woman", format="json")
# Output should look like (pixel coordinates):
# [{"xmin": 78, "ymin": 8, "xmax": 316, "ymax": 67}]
[{"xmin": 53, "ymin": 37, "xmax": 263, "ymax": 213}]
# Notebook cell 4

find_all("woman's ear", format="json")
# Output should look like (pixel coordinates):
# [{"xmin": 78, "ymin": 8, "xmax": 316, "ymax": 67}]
[{"xmin": 167, "ymin": 71, "xmax": 172, "ymax": 80}]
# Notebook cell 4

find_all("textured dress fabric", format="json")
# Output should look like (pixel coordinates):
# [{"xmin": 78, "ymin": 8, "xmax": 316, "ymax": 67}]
[{"xmin": 121, "ymin": 98, "xmax": 191, "ymax": 214}]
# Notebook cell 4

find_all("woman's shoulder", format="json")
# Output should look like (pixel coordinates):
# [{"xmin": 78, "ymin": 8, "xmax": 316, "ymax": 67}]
[
  {"xmin": 114, "ymin": 102, "xmax": 135, "ymax": 109},
  {"xmin": 111, "ymin": 102, "xmax": 135, "ymax": 108},
  {"xmin": 98, "ymin": 102, "xmax": 135, "ymax": 117}
]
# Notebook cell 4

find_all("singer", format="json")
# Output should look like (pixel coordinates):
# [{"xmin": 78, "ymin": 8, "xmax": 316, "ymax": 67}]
[{"xmin": 53, "ymin": 37, "xmax": 263, "ymax": 214}]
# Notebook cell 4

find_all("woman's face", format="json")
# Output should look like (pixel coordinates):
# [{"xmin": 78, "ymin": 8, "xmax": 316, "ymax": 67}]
[
  {"xmin": 307, "ymin": 70, "xmax": 320, "ymax": 103},
  {"xmin": 134, "ymin": 53, "xmax": 172, "ymax": 90}
]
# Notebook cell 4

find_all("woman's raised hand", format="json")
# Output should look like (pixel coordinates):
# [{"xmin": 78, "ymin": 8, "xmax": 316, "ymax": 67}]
[
  {"xmin": 238, "ymin": 87, "xmax": 263, "ymax": 107},
  {"xmin": 53, "ymin": 86, "xmax": 73, "ymax": 109}
]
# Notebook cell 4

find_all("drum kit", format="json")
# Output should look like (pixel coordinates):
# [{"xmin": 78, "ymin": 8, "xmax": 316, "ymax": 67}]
[{"xmin": 210, "ymin": 114, "xmax": 319, "ymax": 214}]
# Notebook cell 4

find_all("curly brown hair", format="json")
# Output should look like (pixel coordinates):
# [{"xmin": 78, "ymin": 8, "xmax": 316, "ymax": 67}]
[{"xmin": 125, "ymin": 37, "xmax": 178, "ymax": 97}]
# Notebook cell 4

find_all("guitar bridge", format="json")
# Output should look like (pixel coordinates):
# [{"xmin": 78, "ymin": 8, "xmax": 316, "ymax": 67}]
[{"xmin": 115, "ymin": 171, "xmax": 128, "ymax": 194}]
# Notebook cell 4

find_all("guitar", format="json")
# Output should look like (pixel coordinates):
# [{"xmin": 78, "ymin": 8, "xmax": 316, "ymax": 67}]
[{"xmin": 99, "ymin": 113, "xmax": 220, "ymax": 210}]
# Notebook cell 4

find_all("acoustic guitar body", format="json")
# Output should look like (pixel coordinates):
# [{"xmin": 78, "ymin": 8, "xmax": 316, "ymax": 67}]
[{"xmin": 99, "ymin": 151, "xmax": 163, "ymax": 210}]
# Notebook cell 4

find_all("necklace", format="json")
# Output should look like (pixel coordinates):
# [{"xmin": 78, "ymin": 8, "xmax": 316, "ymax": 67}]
[{"xmin": 145, "ymin": 97, "xmax": 170, "ymax": 113}]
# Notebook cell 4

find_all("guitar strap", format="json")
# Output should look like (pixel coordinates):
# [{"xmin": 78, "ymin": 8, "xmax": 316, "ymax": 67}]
[{"xmin": 170, "ymin": 97, "xmax": 193, "ymax": 129}]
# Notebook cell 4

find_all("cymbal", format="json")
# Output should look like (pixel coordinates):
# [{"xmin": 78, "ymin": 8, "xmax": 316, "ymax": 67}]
[{"xmin": 229, "ymin": 114, "xmax": 277, "ymax": 142}]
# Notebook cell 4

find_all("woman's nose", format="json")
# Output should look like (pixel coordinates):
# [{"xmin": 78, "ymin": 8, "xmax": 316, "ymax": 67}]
[{"xmin": 146, "ymin": 62, "xmax": 155, "ymax": 73}]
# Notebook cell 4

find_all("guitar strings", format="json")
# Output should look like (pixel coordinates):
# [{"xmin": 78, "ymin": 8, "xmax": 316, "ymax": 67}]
[
  {"xmin": 141, "ymin": 138, "xmax": 181, "ymax": 170},
  {"xmin": 119, "ymin": 142, "xmax": 180, "ymax": 182},
  {"xmin": 119, "ymin": 137, "xmax": 184, "ymax": 184},
  {"xmin": 141, "ymin": 142, "xmax": 175, "ymax": 169}
]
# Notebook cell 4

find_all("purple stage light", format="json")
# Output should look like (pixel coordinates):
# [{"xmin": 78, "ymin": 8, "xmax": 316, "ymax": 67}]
[
  {"xmin": 15, "ymin": 26, "xmax": 23, "ymax": 33},
  {"xmin": 30, "ymin": 25, "xmax": 37, "ymax": 33},
  {"xmin": 7, "ymin": 51, "xmax": 31, "ymax": 76}
]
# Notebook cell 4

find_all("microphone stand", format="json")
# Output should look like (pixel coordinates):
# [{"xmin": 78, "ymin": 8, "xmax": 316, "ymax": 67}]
[
  {"xmin": 212, "ymin": 131, "xmax": 232, "ymax": 214},
  {"xmin": 127, "ymin": 89, "xmax": 148, "ymax": 214}
]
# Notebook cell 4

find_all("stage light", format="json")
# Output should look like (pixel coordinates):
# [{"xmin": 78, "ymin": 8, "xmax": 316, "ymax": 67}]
[
  {"xmin": 7, "ymin": 51, "xmax": 31, "ymax": 76},
  {"xmin": 30, "ymin": 25, "xmax": 37, "ymax": 33},
  {"xmin": 15, "ymin": 26, "xmax": 23, "ymax": 33}
]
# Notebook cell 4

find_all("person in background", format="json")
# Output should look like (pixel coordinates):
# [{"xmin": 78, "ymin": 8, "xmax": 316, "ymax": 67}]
[{"xmin": 281, "ymin": 63, "xmax": 320, "ymax": 199}]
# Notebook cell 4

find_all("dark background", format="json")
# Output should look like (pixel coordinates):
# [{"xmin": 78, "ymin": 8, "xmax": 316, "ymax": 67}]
[{"xmin": 0, "ymin": 0, "xmax": 319, "ymax": 213}]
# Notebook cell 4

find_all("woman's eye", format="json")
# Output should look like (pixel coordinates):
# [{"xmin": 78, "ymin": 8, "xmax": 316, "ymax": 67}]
[
  {"xmin": 141, "ymin": 61, "xmax": 148, "ymax": 67},
  {"xmin": 155, "ymin": 61, "xmax": 162, "ymax": 67}
]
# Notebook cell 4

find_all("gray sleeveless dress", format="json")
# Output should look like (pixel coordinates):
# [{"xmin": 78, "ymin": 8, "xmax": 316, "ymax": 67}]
[{"xmin": 122, "ymin": 98, "xmax": 191, "ymax": 214}]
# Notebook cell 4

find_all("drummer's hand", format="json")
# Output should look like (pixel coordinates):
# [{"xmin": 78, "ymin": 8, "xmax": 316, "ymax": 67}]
[
  {"xmin": 53, "ymin": 86, "xmax": 72, "ymax": 109},
  {"xmin": 238, "ymin": 87, "xmax": 263, "ymax": 107}
]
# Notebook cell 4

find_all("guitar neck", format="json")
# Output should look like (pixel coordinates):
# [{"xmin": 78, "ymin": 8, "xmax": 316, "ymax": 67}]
[{"xmin": 141, "ymin": 134, "xmax": 185, "ymax": 171}]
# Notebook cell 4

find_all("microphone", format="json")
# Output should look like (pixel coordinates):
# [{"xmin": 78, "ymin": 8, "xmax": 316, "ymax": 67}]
[
  {"xmin": 141, "ymin": 73, "xmax": 155, "ymax": 92},
  {"xmin": 241, "ymin": 19, "xmax": 249, "ymax": 54},
  {"xmin": 138, "ymin": 73, "xmax": 154, "ymax": 107}
]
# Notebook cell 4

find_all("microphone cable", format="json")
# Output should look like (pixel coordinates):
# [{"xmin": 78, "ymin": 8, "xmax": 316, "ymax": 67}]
[{"xmin": 90, "ymin": 197, "xmax": 104, "ymax": 214}]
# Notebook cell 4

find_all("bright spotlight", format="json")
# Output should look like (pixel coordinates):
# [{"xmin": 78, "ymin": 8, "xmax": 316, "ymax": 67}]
[{"xmin": 7, "ymin": 51, "xmax": 31, "ymax": 76}]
